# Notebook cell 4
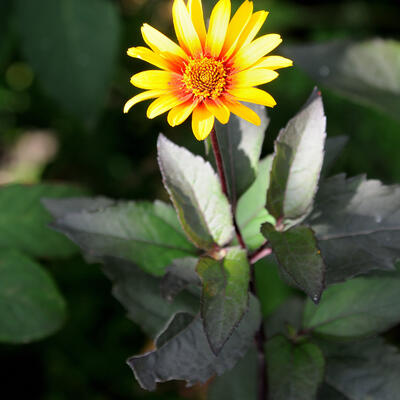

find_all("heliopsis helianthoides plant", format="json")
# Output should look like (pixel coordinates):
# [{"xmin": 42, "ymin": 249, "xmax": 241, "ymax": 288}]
[
  {"xmin": 44, "ymin": 1, "xmax": 400, "ymax": 399},
  {"xmin": 124, "ymin": 0, "xmax": 292, "ymax": 140}
]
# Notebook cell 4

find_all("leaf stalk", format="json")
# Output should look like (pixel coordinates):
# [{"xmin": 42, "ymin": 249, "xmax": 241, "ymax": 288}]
[{"xmin": 249, "ymin": 243, "xmax": 273, "ymax": 264}]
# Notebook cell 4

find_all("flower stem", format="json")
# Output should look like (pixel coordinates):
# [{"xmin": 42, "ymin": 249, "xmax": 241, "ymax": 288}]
[
  {"xmin": 210, "ymin": 126, "xmax": 268, "ymax": 400},
  {"xmin": 210, "ymin": 127, "xmax": 246, "ymax": 250},
  {"xmin": 250, "ymin": 267, "xmax": 268, "ymax": 400},
  {"xmin": 210, "ymin": 127, "xmax": 229, "ymax": 198}
]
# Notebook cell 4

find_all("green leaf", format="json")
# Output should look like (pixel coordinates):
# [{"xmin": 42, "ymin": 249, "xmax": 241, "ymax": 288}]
[
  {"xmin": 155, "ymin": 312, "xmax": 194, "ymax": 348},
  {"xmin": 284, "ymin": 39, "xmax": 400, "ymax": 122},
  {"xmin": 101, "ymin": 257, "xmax": 198, "ymax": 337},
  {"xmin": 128, "ymin": 295, "xmax": 261, "ymax": 391},
  {"xmin": 15, "ymin": 0, "xmax": 119, "ymax": 121},
  {"xmin": 307, "ymin": 174, "xmax": 400, "ymax": 284},
  {"xmin": 0, "ymin": 250, "xmax": 66, "ymax": 343},
  {"xmin": 254, "ymin": 257, "xmax": 295, "ymax": 317},
  {"xmin": 47, "ymin": 199, "xmax": 197, "ymax": 276},
  {"xmin": 208, "ymin": 348, "xmax": 257, "ymax": 400},
  {"xmin": 303, "ymin": 268, "xmax": 400, "ymax": 338},
  {"xmin": 261, "ymin": 223, "xmax": 326, "ymax": 303},
  {"xmin": 321, "ymin": 338, "xmax": 400, "ymax": 400},
  {"xmin": 42, "ymin": 196, "xmax": 114, "ymax": 218},
  {"xmin": 236, "ymin": 156, "xmax": 275, "ymax": 250},
  {"xmin": 214, "ymin": 103, "xmax": 269, "ymax": 205},
  {"xmin": 0, "ymin": 183, "xmax": 84, "ymax": 258},
  {"xmin": 196, "ymin": 247, "xmax": 250, "ymax": 354},
  {"xmin": 157, "ymin": 134, "xmax": 234, "ymax": 250},
  {"xmin": 317, "ymin": 384, "xmax": 349, "ymax": 400},
  {"xmin": 160, "ymin": 257, "xmax": 200, "ymax": 301},
  {"xmin": 321, "ymin": 136, "xmax": 348, "ymax": 177},
  {"xmin": 267, "ymin": 89, "xmax": 327, "ymax": 227},
  {"xmin": 266, "ymin": 296, "xmax": 305, "ymax": 338},
  {"xmin": 266, "ymin": 335, "xmax": 325, "ymax": 400}
]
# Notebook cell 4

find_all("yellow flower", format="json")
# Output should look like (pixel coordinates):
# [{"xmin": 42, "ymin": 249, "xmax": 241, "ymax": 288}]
[{"xmin": 124, "ymin": 0, "xmax": 292, "ymax": 141}]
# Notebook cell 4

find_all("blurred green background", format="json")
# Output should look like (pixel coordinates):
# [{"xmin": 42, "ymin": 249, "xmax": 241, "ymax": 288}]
[{"xmin": 0, "ymin": 0, "xmax": 399, "ymax": 398}]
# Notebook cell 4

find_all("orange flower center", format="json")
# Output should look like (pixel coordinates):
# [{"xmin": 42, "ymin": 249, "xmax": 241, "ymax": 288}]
[{"xmin": 183, "ymin": 57, "xmax": 227, "ymax": 99}]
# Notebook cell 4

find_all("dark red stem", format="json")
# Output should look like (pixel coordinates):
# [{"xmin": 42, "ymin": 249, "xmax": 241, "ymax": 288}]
[
  {"xmin": 210, "ymin": 126, "xmax": 268, "ymax": 400},
  {"xmin": 250, "ymin": 262, "xmax": 268, "ymax": 400},
  {"xmin": 210, "ymin": 127, "xmax": 246, "ymax": 250},
  {"xmin": 210, "ymin": 127, "xmax": 229, "ymax": 197},
  {"xmin": 256, "ymin": 320, "xmax": 268, "ymax": 400},
  {"xmin": 234, "ymin": 219, "xmax": 247, "ymax": 250}
]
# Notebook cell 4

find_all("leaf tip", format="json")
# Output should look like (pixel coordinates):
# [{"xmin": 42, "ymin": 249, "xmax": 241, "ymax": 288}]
[
  {"xmin": 304, "ymin": 86, "xmax": 323, "ymax": 109},
  {"xmin": 156, "ymin": 132, "xmax": 168, "ymax": 149},
  {"xmin": 126, "ymin": 354, "xmax": 157, "ymax": 392},
  {"xmin": 311, "ymin": 293, "xmax": 321, "ymax": 305}
]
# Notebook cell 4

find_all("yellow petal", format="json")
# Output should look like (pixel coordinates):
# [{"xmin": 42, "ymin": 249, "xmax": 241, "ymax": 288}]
[
  {"xmin": 187, "ymin": 0, "xmax": 207, "ymax": 46},
  {"xmin": 231, "ymin": 68, "xmax": 279, "ymax": 87},
  {"xmin": 192, "ymin": 104, "xmax": 215, "ymax": 140},
  {"xmin": 141, "ymin": 23, "xmax": 187, "ymax": 60},
  {"xmin": 233, "ymin": 11, "xmax": 268, "ymax": 55},
  {"xmin": 252, "ymin": 55, "xmax": 293, "ymax": 70},
  {"xmin": 206, "ymin": 0, "xmax": 231, "ymax": 57},
  {"xmin": 167, "ymin": 100, "xmax": 197, "ymax": 126},
  {"xmin": 130, "ymin": 70, "xmax": 176, "ymax": 90},
  {"xmin": 147, "ymin": 94, "xmax": 185, "ymax": 119},
  {"xmin": 172, "ymin": 0, "xmax": 202, "ymax": 57},
  {"xmin": 123, "ymin": 90, "xmax": 166, "ymax": 113},
  {"xmin": 127, "ymin": 47, "xmax": 172, "ymax": 70},
  {"xmin": 233, "ymin": 33, "xmax": 282, "ymax": 70},
  {"xmin": 158, "ymin": 51, "xmax": 185, "ymax": 71},
  {"xmin": 205, "ymin": 99, "xmax": 230, "ymax": 124},
  {"xmin": 224, "ymin": 100, "xmax": 261, "ymax": 125},
  {"xmin": 229, "ymin": 87, "xmax": 277, "ymax": 107},
  {"xmin": 221, "ymin": 0, "xmax": 253, "ymax": 59}
]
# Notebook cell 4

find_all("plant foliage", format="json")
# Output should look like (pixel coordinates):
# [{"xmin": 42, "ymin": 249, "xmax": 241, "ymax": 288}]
[{"xmin": 31, "ymin": 86, "xmax": 400, "ymax": 398}]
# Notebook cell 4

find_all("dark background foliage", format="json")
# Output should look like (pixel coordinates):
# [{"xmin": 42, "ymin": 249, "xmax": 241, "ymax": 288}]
[{"xmin": 0, "ymin": 0, "xmax": 399, "ymax": 398}]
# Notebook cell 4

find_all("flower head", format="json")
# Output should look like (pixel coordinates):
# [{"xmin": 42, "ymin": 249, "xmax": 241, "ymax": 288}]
[{"xmin": 124, "ymin": 0, "xmax": 292, "ymax": 140}]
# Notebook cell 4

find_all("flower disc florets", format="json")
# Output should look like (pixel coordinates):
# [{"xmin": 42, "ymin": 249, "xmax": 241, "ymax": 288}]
[{"xmin": 183, "ymin": 57, "xmax": 227, "ymax": 99}]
